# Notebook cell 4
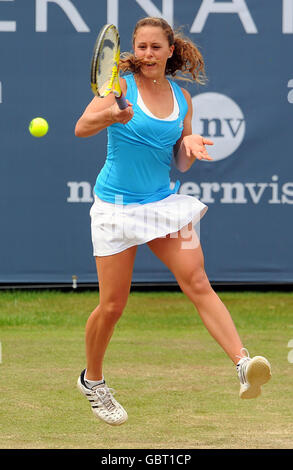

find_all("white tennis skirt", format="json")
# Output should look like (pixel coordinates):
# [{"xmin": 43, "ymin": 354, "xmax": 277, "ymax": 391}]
[{"xmin": 90, "ymin": 194, "xmax": 208, "ymax": 257}]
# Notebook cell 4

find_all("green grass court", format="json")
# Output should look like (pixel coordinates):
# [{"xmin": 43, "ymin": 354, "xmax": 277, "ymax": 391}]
[{"xmin": 0, "ymin": 289, "xmax": 292, "ymax": 449}]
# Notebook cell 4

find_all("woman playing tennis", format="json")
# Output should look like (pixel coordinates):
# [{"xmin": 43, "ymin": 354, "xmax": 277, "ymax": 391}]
[{"xmin": 75, "ymin": 17, "xmax": 271, "ymax": 426}]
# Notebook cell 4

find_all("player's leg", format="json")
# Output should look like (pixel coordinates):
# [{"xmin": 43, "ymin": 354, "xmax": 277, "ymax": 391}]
[
  {"xmin": 147, "ymin": 225, "xmax": 271, "ymax": 398},
  {"xmin": 86, "ymin": 245, "xmax": 138, "ymax": 381},
  {"xmin": 78, "ymin": 245, "xmax": 137, "ymax": 424},
  {"xmin": 147, "ymin": 225, "xmax": 244, "ymax": 364}
]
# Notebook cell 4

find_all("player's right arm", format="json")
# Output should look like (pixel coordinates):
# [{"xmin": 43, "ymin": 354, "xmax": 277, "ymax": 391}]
[{"xmin": 75, "ymin": 78, "xmax": 133, "ymax": 137}]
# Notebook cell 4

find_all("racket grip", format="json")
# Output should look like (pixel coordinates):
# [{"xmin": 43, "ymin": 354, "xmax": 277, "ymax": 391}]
[{"xmin": 115, "ymin": 93, "xmax": 128, "ymax": 110}]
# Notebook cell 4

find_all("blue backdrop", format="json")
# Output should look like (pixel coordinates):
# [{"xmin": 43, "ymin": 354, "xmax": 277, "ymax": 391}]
[{"xmin": 0, "ymin": 0, "xmax": 292, "ymax": 285}]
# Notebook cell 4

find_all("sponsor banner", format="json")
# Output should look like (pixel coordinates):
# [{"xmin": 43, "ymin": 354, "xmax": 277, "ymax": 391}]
[{"xmin": 0, "ymin": 0, "xmax": 292, "ymax": 284}]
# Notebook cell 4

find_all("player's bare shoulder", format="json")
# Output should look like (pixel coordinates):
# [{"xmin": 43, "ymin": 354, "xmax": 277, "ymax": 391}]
[{"xmin": 180, "ymin": 87, "xmax": 192, "ymax": 106}]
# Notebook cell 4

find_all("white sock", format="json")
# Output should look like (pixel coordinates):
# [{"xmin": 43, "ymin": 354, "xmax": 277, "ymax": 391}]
[{"xmin": 85, "ymin": 371, "xmax": 105, "ymax": 389}]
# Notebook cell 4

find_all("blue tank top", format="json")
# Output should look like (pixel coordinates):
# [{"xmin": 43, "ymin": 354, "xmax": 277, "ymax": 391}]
[{"xmin": 94, "ymin": 73, "xmax": 188, "ymax": 205}]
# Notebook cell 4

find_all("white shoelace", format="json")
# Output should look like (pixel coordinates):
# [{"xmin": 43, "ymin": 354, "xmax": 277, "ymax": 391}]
[
  {"xmin": 236, "ymin": 347, "xmax": 250, "ymax": 362},
  {"xmin": 93, "ymin": 386, "xmax": 117, "ymax": 412}
]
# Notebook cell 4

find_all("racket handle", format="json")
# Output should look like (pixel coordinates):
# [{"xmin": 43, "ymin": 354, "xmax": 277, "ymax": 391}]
[{"xmin": 115, "ymin": 93, "xmax": 128, "ymax": 110}]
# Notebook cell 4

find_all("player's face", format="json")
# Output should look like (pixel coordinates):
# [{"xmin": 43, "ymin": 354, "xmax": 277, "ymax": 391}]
[{"xmin": 134, "ymin": 26, "xmax": 174, "ymax": 79}]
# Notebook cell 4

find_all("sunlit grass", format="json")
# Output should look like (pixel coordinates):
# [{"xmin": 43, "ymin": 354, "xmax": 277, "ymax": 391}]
[{"xmin": 0, "ymin": 289, "xmax": 292, "ymax": 449}]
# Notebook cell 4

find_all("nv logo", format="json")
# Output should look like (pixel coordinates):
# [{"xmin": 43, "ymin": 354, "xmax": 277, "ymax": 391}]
[
  {"xmin": 201, "ymin": 117, "xmax": 245, "ymax": 138},
  {"xmin": 191, "ymin": 92, "xmax": 246, "ymax": 161}
]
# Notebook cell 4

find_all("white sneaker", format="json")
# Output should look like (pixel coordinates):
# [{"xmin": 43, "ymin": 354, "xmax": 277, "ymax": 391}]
[
  {"xmin": 236, "ymin": 348, "xmax": 272, "ymax": 399},
  {"xmin": 77, "ymin": 369, "xmax": 128, "ymax": 425}
]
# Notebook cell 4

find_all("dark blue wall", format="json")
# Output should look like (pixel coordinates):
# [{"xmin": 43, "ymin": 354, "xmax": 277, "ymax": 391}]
[{"xmin": 1, "ymin": 0, "xmax": 292, "ymax": 284}]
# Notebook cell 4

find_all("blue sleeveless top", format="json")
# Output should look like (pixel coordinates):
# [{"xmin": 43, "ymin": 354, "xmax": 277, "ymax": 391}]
[{"xmin": 94, "ymin": 73, "xmax": 188, "ymax": 205}]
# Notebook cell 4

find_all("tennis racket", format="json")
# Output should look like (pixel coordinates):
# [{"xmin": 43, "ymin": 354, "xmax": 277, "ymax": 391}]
[{"xmin": 90, "ymin": 24, "xmax": 128, "ymax": 110}]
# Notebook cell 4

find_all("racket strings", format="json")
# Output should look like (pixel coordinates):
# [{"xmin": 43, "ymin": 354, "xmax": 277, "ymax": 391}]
[{"xmin": 93, "ymin": 27, "xmax": 120, "ymax": 97}]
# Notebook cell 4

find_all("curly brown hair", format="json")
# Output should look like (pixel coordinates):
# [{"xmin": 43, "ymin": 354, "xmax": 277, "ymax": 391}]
[{"xmin": 119, "ymin": 17, "xmax": 206, "ymax": 85}]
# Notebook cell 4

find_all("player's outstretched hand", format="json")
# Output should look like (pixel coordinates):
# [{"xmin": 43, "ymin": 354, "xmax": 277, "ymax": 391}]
[{"xmin": 183, "ymin": 134, "xmax": 214, "ymax": 161}]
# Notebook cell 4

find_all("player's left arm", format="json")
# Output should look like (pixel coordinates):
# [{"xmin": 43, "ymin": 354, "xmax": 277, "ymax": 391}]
[{"xmin": 173, "ymin": 88, "xmax": 213, "ymax": 172}]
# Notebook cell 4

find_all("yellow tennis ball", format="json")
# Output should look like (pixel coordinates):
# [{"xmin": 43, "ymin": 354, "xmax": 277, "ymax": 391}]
[{"xmin": 29, "ymin": 117, "xmax": 49, "ymax": 137}]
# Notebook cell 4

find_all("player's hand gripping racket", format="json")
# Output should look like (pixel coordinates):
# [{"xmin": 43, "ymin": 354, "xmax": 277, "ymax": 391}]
[{"xmin": 90, "ymin": 24, "xmax": 128, "ymax": 110}]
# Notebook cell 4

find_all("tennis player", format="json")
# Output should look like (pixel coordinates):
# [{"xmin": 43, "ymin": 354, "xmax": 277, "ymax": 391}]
[{"xmin": 75, "ymin": 17, "xmax": 271, "ymax": 426}]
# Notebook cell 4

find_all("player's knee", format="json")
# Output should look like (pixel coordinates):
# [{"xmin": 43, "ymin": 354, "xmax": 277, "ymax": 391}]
[
  {"xmin": 100, "ymin": 300, "xmax": 126, "ymax": 324},
  {"xmin": 181, "ymin": 269, "xmax": 211, "ymax": 296}
]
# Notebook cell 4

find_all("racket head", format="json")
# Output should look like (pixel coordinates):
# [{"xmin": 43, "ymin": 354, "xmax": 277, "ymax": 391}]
[{"xmin": 90, "ymin": 24, "xmax": 122, "ymax": 99}]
